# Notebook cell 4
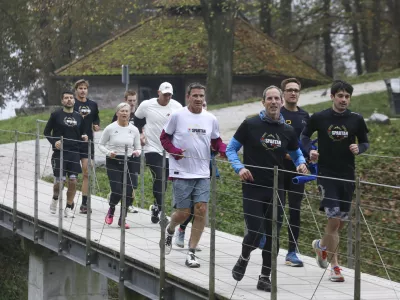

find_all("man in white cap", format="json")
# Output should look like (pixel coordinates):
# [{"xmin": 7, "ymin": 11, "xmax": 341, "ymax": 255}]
[{"xmin": 134, "ymin": 82, "xmax": 182, "ymax": 223}]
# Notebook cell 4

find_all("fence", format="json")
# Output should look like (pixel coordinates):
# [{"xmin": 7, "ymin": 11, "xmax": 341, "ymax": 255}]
[{"xmin": 0, "ymin": 123, "xmax": 399, "ymax": 300}]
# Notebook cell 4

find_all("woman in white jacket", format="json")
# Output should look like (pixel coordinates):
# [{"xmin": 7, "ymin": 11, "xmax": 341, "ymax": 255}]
[{"xmin": 99, "ymin": 103, "xmax": 141, "ymax": 229}]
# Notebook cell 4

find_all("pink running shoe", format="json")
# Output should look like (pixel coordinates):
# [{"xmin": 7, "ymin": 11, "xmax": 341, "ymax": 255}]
[{"xmin": 105, "ymin": 209, "xmax": 114, "ymax": 225}]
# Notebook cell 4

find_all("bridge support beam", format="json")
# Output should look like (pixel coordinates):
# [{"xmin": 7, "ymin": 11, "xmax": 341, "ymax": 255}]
[{"xmin": 28, "ymin": 246, "xmax": 108, "ymax": 300}]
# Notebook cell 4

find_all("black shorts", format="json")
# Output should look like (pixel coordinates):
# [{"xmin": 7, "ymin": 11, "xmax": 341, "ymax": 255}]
[
  {"xmin": 79, "ymin": 141, "xmax": 95, "ymax": 159},
  {"xmin": 317, "ymin": 175, "xmax": 355, "ymax": 213},
  {"xmin": 52, "ymin": 150, "xmax": 82, "ymax": 178}
]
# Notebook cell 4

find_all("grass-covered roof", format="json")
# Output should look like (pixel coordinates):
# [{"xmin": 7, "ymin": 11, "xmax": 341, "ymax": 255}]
[{"xmin": 55, "ymin": 14, "xmax": 329, "ymax": 83}]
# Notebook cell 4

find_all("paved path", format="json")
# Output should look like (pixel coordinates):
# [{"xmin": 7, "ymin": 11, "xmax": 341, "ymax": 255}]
[{"xmin": 211, "ymin": 80, "xmax": 387, "ymax": 141}]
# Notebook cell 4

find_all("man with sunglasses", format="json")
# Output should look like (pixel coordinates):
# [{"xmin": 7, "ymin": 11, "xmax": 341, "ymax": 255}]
[
  {"xmin": 280, "ymin": 78, "xmax": 310, "ymax": 268},
  {"xmin": 301, "ymin": 80, "xmax": 369, "ymax": 282}
]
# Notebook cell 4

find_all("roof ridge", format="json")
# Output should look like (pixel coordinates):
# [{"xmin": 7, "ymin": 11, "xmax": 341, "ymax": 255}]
[
  {"xmin": 54, "ymin": 14, "xmax": 160, "ymax": 75},
  {"xmin": 236, "ymin": 17, "xmax": 331, "ymax": 81}
]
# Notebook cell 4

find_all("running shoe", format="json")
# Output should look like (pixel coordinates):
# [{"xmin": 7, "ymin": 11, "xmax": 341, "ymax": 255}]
[
  {"xmin": 118, "ymin": 217, "xmax": 130, "ymax": 229},
  {"xmin": 79, "ymin": 205, "xmax": 92, "ymax": 214},
  {"xmin": 160, "ymin": 225, "xmax": 174, "ymax": 255},
  {"xmin": 150, "ymin": 204, "xmax": 160, "ymax": 224},
  {"xmin": 64, "ymin": 203, "xmax": 75, "ymax": 218},
  {"xmin": 128, "ymin": 205, "xmax": 138, "ymax": 213},
  {"xmin": 185, "ymin": 251, "xmax": 200, "ymax": 268},
  {"xmin": 285, "ymin": 251, "xmax": 304, "ymax": 267},
  {"xmin": 257, "ymin": 275, "xmax": 271, "ymax": 292},
  {"xmin": 105, "ymin": 208, "xmax": 114, "ymax": 225},
  {"xmin": 312, "ymin": 239, "xmax": 328, "ymax": 269},
  {"xmin": 329, "ymin": 266, "xmax": 345, "ymax": 282},
  {"xmin": 174, "ymin": 228, "xmax": 185, "ymax": 248},
  {"xmin": 232, "ymin": 254, "xmax": 250, "ymax": 281},
  {"xmin": 50, "ymin": 199, "xmax": 58, "ymax": 214}
]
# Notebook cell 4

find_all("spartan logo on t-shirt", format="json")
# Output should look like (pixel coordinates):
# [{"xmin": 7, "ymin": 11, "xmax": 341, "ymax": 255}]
[
  {"xmin": 286, "ymin": 120, "xmax": 292, "ymax": 125},
  {"xmin": 64, "ymin": 116, "xmax": 78, "ymax": 127},
  {"xmin": 187, "ymin": 125, "xmax": 206, "ymax": 137},
  {"xmin": 260, "ymin": 133, "xmax": 281, "ymax": 150},
  {"xmin": 79, "ymin": 105, "xmax": 91, "ymax": 117},
  {"xmin": 328, "ymin": 125, "xmax": 349, "ymax": 141}
]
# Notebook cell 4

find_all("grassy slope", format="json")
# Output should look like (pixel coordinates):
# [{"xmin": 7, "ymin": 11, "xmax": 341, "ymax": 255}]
[{"xmin": 302, "ymin": 68, "xmax": 400, "ymax": 93}]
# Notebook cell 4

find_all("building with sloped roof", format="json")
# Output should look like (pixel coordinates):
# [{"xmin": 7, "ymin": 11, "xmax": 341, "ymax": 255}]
[{"xmin": 54, "ymin": 0, "xmax": 329, "ymax": 108}]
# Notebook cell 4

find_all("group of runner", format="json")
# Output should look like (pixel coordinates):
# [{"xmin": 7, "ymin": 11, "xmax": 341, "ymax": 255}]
[{"xmin": 44, "ymin": 77, "xmax": 369, "ymax": 292}]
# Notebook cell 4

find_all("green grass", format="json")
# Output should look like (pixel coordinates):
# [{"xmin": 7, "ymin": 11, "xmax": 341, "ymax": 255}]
[
  {"xmin": 303, "ymin": 68, "xmax": 400, "ymax": 93},
  {"xmin": 301, "ymin": 91, "xmax": 392, "ymax": 116}
]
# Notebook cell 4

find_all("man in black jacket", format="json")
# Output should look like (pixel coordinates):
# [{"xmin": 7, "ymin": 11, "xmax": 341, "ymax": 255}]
[
  {"xmin": 301, "ymin": 80, "xmax": 369, "ymax": 282},
  {"xmin": 74, "ymin": 79, "xmax": 100, "ymax": 214},
  {"xmin": 44, "ymin": 91, "xmax": 88, "ymax": 218}
]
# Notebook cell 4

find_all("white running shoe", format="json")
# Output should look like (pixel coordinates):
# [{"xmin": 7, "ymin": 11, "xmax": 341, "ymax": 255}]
[
  {"xmin": 174, "ymin": 228, "xmax": 185, "ymax": 248},
  {"xmin": 160, "ymin": 225, "xmax": 174, "ymax": 255},
  {"xmin": 64, "ymin": 204, "xmax": 75, "ymax": 218},
  {"xmin": 49, "ymin": 199, "xmax": 58, "ymax": 214},
  {"xmin": 128, "ymin": 205, "xmax": 138, "ymax": 213},
  {"xmin": 185, "ymin": 251, "xmax": 200, "ymax": 268}
]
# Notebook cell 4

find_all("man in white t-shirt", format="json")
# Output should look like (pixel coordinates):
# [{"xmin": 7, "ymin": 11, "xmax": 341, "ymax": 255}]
[
  {"xmin": 160, "ymin": 83, "xmax": 226, "ymax": 268},
  {"xmin": 134, "ymin": 82, "xmax": 182, "ymax": 224}
]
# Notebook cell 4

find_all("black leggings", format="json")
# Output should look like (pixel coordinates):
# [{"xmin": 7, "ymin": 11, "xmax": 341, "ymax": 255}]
[
  {"xmin": 283, "ymin": 171, "xmax": 305, "ymax": 252},
  {"xmin": 242, "ymin": 184, "xmax": 285, "ymax": 277},
  {"xmin": 106, "ymin": 157, "xmax": 138, "ymax": 216},
  {"xmin": 145, "ymin": 152, "xmax": 169, "ymax": 207}
]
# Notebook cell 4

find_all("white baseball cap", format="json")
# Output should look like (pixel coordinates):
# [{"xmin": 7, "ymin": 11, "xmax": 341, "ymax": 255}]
[{"xmin": 159, "ymin": 82, "xmax": 173, "ymax": 95}]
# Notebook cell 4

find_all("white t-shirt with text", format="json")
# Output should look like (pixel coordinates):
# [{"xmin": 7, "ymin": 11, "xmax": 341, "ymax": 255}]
[
  {"xmin": 163, "ymin": 107, "xmax": 220, "ymax": 179},
  {"xmin": 135, "ymin": 98, "xmax": 182, "ymax": 155}
]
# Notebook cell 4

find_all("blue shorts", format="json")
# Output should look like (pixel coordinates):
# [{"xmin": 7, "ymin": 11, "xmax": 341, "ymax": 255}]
[{"xmin": 172, "ymin": 178, "xmax": 210, "ymax": 209}]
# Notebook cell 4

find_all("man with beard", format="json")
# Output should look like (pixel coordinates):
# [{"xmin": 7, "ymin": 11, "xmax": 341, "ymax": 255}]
[
  {"xmin": 44, "ymin": 92, "xmax": 88, "ymax": 218},
  {"xmin": 74, "ymin": 79, "xmax": 100, "ymax": 214}
]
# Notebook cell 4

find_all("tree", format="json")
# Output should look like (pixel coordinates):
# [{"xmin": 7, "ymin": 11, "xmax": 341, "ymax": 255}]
[
  {"xmin": 259, "ymin": 0, "xmax": 273, "ymax": 36},
  {"xmin": 341, "ymin": 0, "xmax": 363, "ymax": 75},
  {"xmin": 322, "ymin": 0, "xmax": 334, "ymax": 77},
  {"xmin": 200, "ymin": 0, "xmax": 237, "ymax": 104},
  {"xmin": 279, "ymin": 0, "xmax": 292, "ymax": 48}
]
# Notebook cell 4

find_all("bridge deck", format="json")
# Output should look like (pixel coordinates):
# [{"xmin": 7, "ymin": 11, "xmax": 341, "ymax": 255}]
[{"xmin": 0, "ymin": 140, "xmax": 399, "ymax": 300}]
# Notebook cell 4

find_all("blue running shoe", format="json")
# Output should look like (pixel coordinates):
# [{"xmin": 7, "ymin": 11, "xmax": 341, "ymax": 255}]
[{"xmin": 285, "ymin": 251, "xmax": 304, "ymax": 267}]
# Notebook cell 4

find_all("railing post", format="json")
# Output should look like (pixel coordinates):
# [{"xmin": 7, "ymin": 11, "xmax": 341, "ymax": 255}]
[
  {"xmin": 34, "ymin": 122, "xmax": 40, "ymax": 243},
  {"xmin": 140, "ymin": 152, "xmax": 145, "ymax": 209},
  {"xmin": 119, "ymin": 145, "xmax": 128, "ymax": 300},
  {"xmin": 354, "ymin": 177, "xmax": 361, "ymax": 300},
  {"xmin": 271, "ymin": 166, "xmax": 279, "ymax": 300},
  {"xmin": 86, "ymin": 140, "xmax": 92, "ymax": 265},
  {"xmin": 209, "ymin": 156, "xmax": 217, "ymax": 300},
  {"xmin": 12, "ymin": 130, "xmax": 18, "ymax": 233},
  {"xmin": 347, "ymin": 207, "xmax": 354, "ymax": 268},
  {"xmin": 57, "ymin": 137, "xmax": 64, "ymax": 255},
  {"xmin": 159, "ymin": 150, "xmax": 167, "ymax": 299}
]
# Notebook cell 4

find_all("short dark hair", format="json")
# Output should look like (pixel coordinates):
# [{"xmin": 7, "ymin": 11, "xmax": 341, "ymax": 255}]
[
  {"xmin": 281, "ymin": 78, "xmax": 301, "ymax": 91},
  {"xmin": 331, "ymin": 80, "xmax": 353, "ymax": 96},
  {"xmin": 187, "ymin": 82, "xmax": 206, "ymax": 95},
  {"xmin": 61, "ymin": 91, "xmax": 74, "ymax": 99},
  {"xmin": 124, "ymin": 90, "xmax": 137, "ymax": 99}
]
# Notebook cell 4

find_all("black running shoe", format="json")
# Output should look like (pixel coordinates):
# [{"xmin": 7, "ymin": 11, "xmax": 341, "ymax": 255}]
[
  {"xmin": 232, "ymin": 255, "xmax": 250, "ymax": 281},
  {"xmin": 150, "ymin": 205, "xmax": 160, "ymax": 224},
  {"xmin": 79, "ymin": 205, "xmax": 92, "ymax": 214},
  {"xmin": 257, "ymin": 275, "xmax": 271, "ymax": 292}
]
